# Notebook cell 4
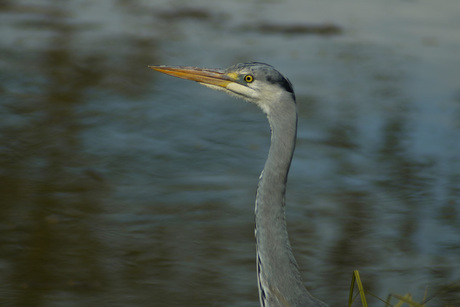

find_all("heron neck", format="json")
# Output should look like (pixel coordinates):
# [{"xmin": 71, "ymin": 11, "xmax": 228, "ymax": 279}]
[
  {"xmin": 254, "ymin": 95, "xmax": 309, "ymax": 304},
  {"xmin": 256, "ymin": 107, "xmax": 297, "ymax": 218}
]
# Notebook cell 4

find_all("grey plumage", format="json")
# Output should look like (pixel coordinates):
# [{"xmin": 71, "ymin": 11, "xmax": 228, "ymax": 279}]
[{"xmin": 150, "ymin": 62, "xmax": 327, "ymax": 307}]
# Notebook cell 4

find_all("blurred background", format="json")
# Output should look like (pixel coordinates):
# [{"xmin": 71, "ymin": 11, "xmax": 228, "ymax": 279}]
[{"xmin": 1, "ymin": 0, "xmax": 459, "ymax": 306}]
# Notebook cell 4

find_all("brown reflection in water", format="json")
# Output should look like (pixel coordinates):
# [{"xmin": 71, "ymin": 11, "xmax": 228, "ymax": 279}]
[
  {"xmin": 378, "ymin": 114, "xmax": 427, "ymax": 252},
  {"xmin": 1, "ymin": 13, "xmax": 106, "ymax": 307},
  {"xmin": 328, "ymin": 191, "xmax": 378, "ymax": 295},
  {"xmin": 0, "ymin": 2, "xmax": 159, "ymax": 306},
  {"xmin": 248, "ymin": 22, "xmax": 342, "ymax": 36},
  {"xmin": 321, "ymin": 113, "xmax": 380, "ymax": 297}
]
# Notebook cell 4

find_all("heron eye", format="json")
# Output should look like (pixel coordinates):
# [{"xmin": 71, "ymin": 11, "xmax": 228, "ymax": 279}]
[{"xmin": 244, "ymin": 74, "xmax": 254, "ymax": 83}]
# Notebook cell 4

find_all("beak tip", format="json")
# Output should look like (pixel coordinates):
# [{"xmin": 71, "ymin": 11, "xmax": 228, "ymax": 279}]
[{"xmin": 149, "ymin": 65, "xmax": 164, "ymax": 72}]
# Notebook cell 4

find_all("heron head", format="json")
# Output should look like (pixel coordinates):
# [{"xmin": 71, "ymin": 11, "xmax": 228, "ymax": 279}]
[{"xmin": 149, "ymin": 62, "xmax": 295, "ymax": 115}]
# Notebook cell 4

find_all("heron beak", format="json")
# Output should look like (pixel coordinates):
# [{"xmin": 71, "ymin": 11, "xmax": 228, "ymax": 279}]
[{"xmin": 149, "ymin": 65, "xmax": 236, "ymax": 88}]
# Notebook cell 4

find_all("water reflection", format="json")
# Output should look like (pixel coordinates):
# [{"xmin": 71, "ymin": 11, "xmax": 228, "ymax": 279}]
[
  {"xmin": 1, "ymin": 5, "xmax": 108, "ymax": 307},
  {"xmin": 1, "ymin": 1, "xmax": 157, "ymax": 306},
  {"xmin": 1, "ymin": 0, "xmax": 460, "ymax": 306}
]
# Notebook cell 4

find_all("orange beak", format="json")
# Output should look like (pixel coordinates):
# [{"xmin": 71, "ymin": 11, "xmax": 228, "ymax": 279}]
[{"xmin": 149, "ymin": 65, "xmax": 236, "ymax": 88}]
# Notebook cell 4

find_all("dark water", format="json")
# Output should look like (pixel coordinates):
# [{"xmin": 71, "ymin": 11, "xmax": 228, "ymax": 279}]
[{"xmin": 1, "ymin": 0, "xmax": 459, "ymax": 306}]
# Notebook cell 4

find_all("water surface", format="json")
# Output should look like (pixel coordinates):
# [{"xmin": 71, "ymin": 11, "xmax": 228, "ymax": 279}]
[{"xmin": 1, "ymin": 0, "xmax": 459, "ymax": 306}]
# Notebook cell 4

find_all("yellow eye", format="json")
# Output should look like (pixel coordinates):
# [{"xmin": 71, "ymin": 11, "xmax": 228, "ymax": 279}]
[{"xmin": 244, "ymin": 74, "xmax": 254, "ymax": 83}]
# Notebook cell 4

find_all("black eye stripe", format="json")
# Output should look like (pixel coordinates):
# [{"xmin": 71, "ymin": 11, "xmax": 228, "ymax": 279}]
[{"xmin": 266, "ymin": 75, "xmax": 294, "ymax": 93}]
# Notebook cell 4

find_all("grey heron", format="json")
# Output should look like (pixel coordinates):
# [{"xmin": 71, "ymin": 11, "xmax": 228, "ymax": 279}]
[{"xmin": 150, "ymin": 62, "xmax": 327, "ymax": 307}]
